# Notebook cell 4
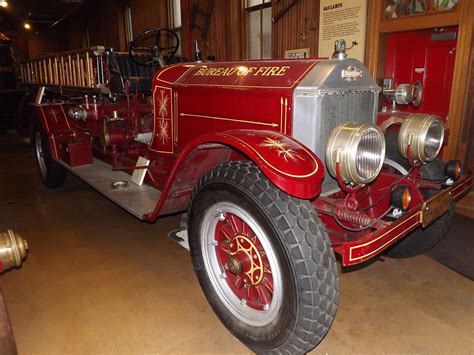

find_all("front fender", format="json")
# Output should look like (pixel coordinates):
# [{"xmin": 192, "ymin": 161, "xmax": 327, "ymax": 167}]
[
  {"xmin": 144, "ymin": 130, "xmax": 325, "ymax": 221},
  {"xmin": 214, "ymin": 130, "xmax": 324, "ymax": 199}
]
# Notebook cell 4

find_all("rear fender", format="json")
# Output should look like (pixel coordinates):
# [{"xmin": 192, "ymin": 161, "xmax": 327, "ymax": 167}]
[
  {"xmin": 35, "ymin": 103, "xmax": 76, "ymax": 160},
  {"xmin": 145, "ymin": 130, "xmax": 325, "ymax": 220},
  {"xmin": 35, "ymin": 103, "xmax": 74, "ymax": 136}
]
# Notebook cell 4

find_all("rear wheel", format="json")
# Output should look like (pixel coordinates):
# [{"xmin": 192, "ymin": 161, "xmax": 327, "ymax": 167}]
[
  {"xmin": 384, "ymin": 131, "xmax": 454, "ymax": 258},
  {"xmin": 34, "ymin": 125, "xmax": 66, "ymax": 188},
  {"xmin": 188, "ymin": 161, "xmax": 339, "ymax": 354}
]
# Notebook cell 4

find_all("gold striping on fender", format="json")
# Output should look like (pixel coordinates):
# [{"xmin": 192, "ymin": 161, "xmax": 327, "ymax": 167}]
[{"xmin": 221, "ymin": 134, "xmax": 319, "ymax": 179}]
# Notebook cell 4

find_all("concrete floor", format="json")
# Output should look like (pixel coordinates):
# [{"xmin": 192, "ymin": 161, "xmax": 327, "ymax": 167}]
[{"xmin": 1, "ymin": 132, "xmax": 473, "ymax": 354}]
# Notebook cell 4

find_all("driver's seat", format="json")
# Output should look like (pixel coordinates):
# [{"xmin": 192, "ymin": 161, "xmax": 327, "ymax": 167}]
[{"xmin": 108, "ymin": 52, "xmax": 156, "ymax": 94}]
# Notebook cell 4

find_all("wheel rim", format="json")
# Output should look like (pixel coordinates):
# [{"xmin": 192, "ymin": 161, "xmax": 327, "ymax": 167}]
[
  {"xmin": 200, "ymin": 201, "xmax": 283, "ymax": 326},
  {"xmin": 35, "ymin": 132, "xmax": 47, "ymax": 180}
]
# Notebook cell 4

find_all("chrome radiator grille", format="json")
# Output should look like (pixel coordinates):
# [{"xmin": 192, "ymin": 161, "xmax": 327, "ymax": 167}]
[
  {"xmin": 293, "ymin": 90, "xmax": 378, "ymax": 159},
  {"xmin": 291, "ymin": 58, "xmax": 380, "ymax": 194}
]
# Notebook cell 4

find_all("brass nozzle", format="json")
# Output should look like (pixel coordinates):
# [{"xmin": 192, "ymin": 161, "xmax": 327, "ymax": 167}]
[{"xmin": 0, "ymin": 229, "xmax": 28, "ymax": 271}]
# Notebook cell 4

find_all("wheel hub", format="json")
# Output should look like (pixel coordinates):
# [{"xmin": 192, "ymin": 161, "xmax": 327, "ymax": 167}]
[
  {"xmin": 227, "ymin": 234, "xmax": 264, "ymax": 285},
  {"xmin": 215, "ymin": 213, "xmax": 273, "ymax": 311},
  {"xmin": 201, "ymin": 201, "xmax": 283, "ymax": 326},
  {"xmin": 227, "ymin": 256, "xmax": 242, "ymax": 275}
]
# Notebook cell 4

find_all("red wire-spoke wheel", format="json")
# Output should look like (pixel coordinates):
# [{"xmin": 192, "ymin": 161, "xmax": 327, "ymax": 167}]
[
  {"xmin": 189, "ymin": 161, "xmax": 339, "ymax": 354},
  {"xmin": 216, "ymin": 211, "xmax": 274, "ymax": 311},
  {"xmin": 201, "ymin": 202, "xmax": 283, "ymax": 326}
]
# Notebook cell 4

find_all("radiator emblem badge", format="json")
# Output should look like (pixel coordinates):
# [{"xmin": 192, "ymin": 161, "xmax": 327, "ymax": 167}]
[{"xmin": 342, "ymin": 66, "xmax": 363, "ymax": 81}]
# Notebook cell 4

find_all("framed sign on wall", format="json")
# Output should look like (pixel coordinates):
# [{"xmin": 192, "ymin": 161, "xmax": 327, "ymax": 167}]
[
  {"xmin": 318, "ymin": 0, "xmax": 368, "ymax": 62},
  {"xmin": 284, "ymin": 47, "xmax": 311, "ymax": 59}
]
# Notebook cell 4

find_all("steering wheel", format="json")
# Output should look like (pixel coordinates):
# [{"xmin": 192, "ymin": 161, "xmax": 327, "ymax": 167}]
[{"xmin": 129, "ymin": 28, "xmax": 179, "ymax": 67}]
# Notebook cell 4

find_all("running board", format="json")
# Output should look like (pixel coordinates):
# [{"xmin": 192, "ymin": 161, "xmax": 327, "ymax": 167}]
[{"xmin": 60, "ymin": 158, "xmax": 161, "ymax": 219}]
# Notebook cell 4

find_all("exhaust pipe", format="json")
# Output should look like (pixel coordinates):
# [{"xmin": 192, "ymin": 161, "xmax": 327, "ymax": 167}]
[{"xmin": 0, "ymin": 230, "xmax": 28, "ymax": 272}]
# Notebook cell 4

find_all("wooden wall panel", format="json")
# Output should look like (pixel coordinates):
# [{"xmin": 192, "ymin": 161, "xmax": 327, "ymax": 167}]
[
  {"xmin": 456, "ymin": 38, "xmax": 473, "ymax": 218},
  {"xmin": 365, "ymin": 0, "xmax": 383, "ymax": 75},
  {"xmin": 130, "ymin": 0, "xmax": 169, "ymax": 40},
  {"xmin": 227, "ymin": 1, "xmax": 246, "ymax": 60},
  {"xmin": 181, "ymin": 0, "xmax": 243, "ymax": 61},
  {"xmin": 444, "ymin": 0, "xmax": 474, "ymax": 161},
  {"xmin": 196, "ymin": 0, "xmax": 228, "ymax": 60},
  {"xmin": 459, "ymin": 25, "xmax": 474, "ymax": 173},
  {"xmin": 272, "ymin": 0, "xmax": 320, "ymax": 59},
  {"xmin": 86, "ymin": 0, "xmax": 126, "ymax": 51},
  {"xmin": 0, "ymin": 27, "xmax": 60, "ymax": 59},
  {"xmin": 182, "ymin": 0, "xmax": 321, "ymax": 61},
  {"xmin": 28, "ymin": 31, "xmax": 60, "ymax": 58},
  {"xmin": 56, "ymin": 16, "xmax": 85, "ymax": 51},
  {"xmin": 21, "ymin": 0, "xmax": 168, "ymax": 58},
  {"xmin": 49, "ymin": 0, "xmax": 126, "ymax": 53}
]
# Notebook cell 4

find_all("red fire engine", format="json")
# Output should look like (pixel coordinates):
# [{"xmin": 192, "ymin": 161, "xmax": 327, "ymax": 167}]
[{"xmin": 19, "ymin": 29, "xmax": 472, "ymax": 353}]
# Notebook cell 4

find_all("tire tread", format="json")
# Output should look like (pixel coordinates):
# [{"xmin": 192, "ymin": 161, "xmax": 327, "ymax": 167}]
[
  {"xmin": 35, "ymin": 124, "xmax": 66, "ymax": 188},
  {"xmin": 190, "ymin": 161, "xmax": 338, "ymax": 354}
]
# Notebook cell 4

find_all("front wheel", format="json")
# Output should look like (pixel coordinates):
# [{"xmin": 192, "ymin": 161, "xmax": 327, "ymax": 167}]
[
  {"xmin": 34, "ymin": 125, "xmax": 66, "ymax": 188},
  {"xmin": 188, "ymin": 161, "xmax": 339, "ymax": 354}
]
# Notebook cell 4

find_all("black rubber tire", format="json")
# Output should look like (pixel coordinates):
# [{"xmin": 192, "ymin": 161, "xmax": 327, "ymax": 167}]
[
  {"xmin": 385, "ymin": 207, "xmax": 454, "ymax": 258},
  {"xmin": 34, "ymin": 124, "xmax": 66, "ymax": 188},
  {"xmin": 384, "ymin": 131, "xmax": 454, "ymax": 258},
  {"xmin": 188, "ymin": 161, "xmax": 339, "ymax": 354}
]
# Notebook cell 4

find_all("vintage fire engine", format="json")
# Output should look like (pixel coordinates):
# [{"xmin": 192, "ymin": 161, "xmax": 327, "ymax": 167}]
[{"xmin": 19, "ymin": 29, "xmax": 472, "ymax": 353}]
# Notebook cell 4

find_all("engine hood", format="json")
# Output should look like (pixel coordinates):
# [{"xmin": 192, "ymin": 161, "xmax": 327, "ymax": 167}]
[
  {"xmin": 155, "ymin": 59, "xmax": 321, "ymax": 92},
  {"xmin": 155, "ymin": 58, "xmax": 379, "ymax": 95},
  {"xmin": 295, "ymin": 58, "xmax": 380, "ymax": 94}
]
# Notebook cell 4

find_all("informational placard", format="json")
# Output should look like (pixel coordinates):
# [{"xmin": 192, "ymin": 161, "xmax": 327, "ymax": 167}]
[
  {"xmin": 318, "ymin": 0, "xmax": 367, "ymax": 62},
  {"xmin": 284, "ymin": 48, "xmax": 311, "ymax": 59}
]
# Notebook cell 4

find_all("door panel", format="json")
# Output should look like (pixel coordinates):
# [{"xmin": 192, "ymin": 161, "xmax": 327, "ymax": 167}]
[{"xmin": 384, "ymin": 27, "xmax": 457, "ymax": 122}]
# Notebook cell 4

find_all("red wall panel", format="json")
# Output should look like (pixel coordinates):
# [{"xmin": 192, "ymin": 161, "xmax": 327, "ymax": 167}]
[{"xmin": 383, "ymin": 27, "xmax": 457, "ymax": 122}]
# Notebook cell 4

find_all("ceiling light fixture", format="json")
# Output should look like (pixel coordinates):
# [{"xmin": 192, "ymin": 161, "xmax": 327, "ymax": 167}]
[{"xmin": 0, "ymin": 1, "xmax": 8, "ymax": 8}]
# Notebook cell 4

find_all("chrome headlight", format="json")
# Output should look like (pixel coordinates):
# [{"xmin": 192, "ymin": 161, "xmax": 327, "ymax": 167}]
[
  {"xmin": 398, "ymin": 113, "xmax": 444, "ymax": 163},
  {"xmin": 326, "ymin": 122, "xmax": 386, "ymax": 185}
]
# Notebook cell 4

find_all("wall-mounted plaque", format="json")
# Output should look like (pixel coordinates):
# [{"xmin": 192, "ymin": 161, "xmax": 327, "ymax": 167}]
[
  {"xmin": 318, "ymin": 0, "xmax": 368, "ymax": 62},
  {"xmin": 284, "ymin": 47, "xmax": 311, "ymax": 59}
]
